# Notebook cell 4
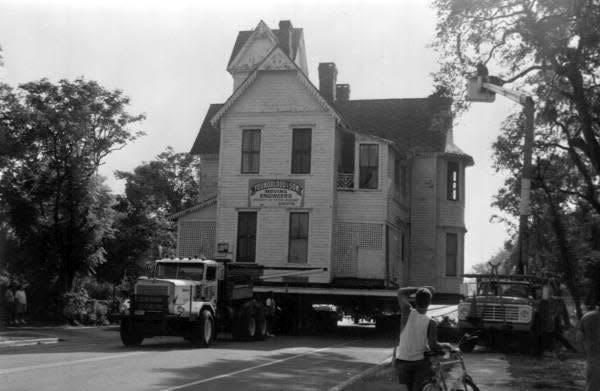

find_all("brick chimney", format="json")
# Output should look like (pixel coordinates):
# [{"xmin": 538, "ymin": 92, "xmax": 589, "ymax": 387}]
[
  {"xmin": 278, "ymin": 20, "xmax": 293, "ymax": 58},
  {"xmin": 336, "ymin": 84, "xmax": 350, "ymax": 102},
  {"xmin": 318, "ymin": 63, "xmax": 337, "ymax": 103}
]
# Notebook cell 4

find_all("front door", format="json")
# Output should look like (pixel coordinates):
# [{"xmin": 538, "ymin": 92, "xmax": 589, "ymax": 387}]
[{"xmin": 236, "ymin": 212, "xmax": 256, "ymax": 262}]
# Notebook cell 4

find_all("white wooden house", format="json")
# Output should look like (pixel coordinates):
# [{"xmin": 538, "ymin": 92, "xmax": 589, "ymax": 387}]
[{"xmin": 173, "ymin": 20, "xmax": 473, "ymax": 294}]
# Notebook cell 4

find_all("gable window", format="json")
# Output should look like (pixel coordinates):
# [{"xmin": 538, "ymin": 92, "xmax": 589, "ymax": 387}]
[
  {"xmin": 447, "ymin": 161, "xmax": 459, "ymax": 201},
  {"xmin": 289, "ymin": 212, "xmax": 309, "ymax": 263},
  {"xmin": 292, "ymin": 128, "xmax": 312, "ymax": 174},
  {"xmin": 236, "ymin": 212, "xmax": 256, "ymax": 262},
  {"xmin": 359, "ymin": 144, "xmax": 378, "ymax": 189},
  {"xmin": 445, "ymin": 233, "xmax": 458, "ymax": 277},
  {"xmin": 241, "ymin": 129, "xmax": 261, "ymax": 174}
]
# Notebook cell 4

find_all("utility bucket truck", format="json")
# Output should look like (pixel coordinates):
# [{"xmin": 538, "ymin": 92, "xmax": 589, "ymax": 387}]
[
  {"xmin": 120, "ymin": 258, "xmax": 312, "ymax": 347},
  {"xmin": 457, "ymin": 269, "xmax": 569, "ymax": 354}
]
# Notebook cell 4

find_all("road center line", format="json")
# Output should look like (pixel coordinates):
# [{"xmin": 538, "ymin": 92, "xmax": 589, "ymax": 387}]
[
  {"xmin": 163, "ymin": 339, "xmax": 364, "ymax": 391},
  {"xmin": 0, "ymin": 352, "xmax": 145, "ymax": 376}
]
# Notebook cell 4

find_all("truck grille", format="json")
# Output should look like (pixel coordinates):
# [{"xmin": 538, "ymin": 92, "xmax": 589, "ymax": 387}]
[
  {"xmin": 136, "ymin": 284, "xmax": 169, "ymax": 296},
  {"xmin": 481, "ymin": 304, "xmax": 519, "ymax": 322},
  {"xmin": 134, "ymin": 295, "xmax": 169, "ymax": 312}
]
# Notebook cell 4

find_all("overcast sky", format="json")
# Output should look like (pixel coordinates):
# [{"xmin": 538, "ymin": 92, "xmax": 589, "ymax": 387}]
[{"xmin": 0, "ymin": 0, "xmax": 520, "ymax": 272}]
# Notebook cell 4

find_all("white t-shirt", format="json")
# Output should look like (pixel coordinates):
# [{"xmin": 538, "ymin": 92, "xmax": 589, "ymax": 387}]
[{"xmin": 396, "ymin": 309, "xmax": 431, "ymax": 361}]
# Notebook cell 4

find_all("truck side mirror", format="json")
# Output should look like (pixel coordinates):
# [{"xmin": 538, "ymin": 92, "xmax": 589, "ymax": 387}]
[{"xmin": 460, "ymin": 283, "xmax": 469, "ymax": 297}]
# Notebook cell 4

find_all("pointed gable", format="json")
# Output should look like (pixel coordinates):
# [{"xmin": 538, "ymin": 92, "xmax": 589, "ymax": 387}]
[
  {"xmin": 227, "ymin": 20, "xmax": 279, "ymax": 73},
  {"xmin": 211, "ymin": 46, "xmax": 344, "ymax": 127}
]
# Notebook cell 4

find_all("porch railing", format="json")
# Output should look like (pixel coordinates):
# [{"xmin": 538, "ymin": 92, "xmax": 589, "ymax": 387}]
[{"xmin": 336, "ymin": 173, "xmax": 354, "ymax": 190}]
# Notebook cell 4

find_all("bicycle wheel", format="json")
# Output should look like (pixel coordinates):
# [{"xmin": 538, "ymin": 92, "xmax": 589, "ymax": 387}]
[
  {"xmin": 462, "ymin": 377, "xmax": 481, "ymax": 391},
  {"xmin": 421, "ymin": 383, "xmax": 443, "ymax": 391}
]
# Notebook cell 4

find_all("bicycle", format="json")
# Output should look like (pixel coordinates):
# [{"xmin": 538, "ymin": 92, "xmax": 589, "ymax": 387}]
[{"xmin": 421, "ymin": 348, "xmax": 480, "ymax": 391}]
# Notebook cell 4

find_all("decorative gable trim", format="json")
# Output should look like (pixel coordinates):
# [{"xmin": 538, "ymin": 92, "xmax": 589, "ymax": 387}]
[
  {"xmin": 169, "ymin": 195, "xmax": 217, "ymax": 220},
  {"xmin": 228, "ymin": 20, "xmax": 279, "ymax": 73},
  {"xmin": 210, "ymin": 46, "xmax": 346, "ymax": 128}
]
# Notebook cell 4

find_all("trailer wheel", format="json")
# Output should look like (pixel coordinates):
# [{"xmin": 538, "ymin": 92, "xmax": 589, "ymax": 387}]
[
  {"xmin": 120, "ymin": 319, "xmax": 143, "ymax": 347},
  {"xmin": 191, "ymin": 310, "xmax": 214, "ymax": 347},
  {"xmin": 254, "ymin": 306, "xmax": 267, "ymax": 340},
  {"xmin": 233, "ymin": 306, "xmax": 256, "ymax": 341}
]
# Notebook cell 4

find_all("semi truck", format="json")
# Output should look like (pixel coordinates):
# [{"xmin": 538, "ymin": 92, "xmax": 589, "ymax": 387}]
[{"xmin": 119, "ymin": 257, "xmax": 330, "ymax": 347}]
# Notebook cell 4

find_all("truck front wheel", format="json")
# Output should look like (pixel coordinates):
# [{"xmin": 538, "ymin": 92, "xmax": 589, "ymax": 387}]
[
  {"xmin": 120, "ymin": 319, "xmax": 143, "ymax": 347},
  {"xmin": 191, "ymin": 310, "xmax": 214, "ymax": 347}
]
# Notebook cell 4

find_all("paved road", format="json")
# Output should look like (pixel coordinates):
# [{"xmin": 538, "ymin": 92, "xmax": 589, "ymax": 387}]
[{"xmin": 0, "ymin": 325, "xmax": 393, "ymax": 391}]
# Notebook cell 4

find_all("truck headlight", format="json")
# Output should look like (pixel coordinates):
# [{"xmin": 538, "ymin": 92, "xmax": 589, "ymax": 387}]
[
  {"xmin": 458, "ymin": 303, "xmax": 470, "ymax": 320},
  {"xmin": 518, "ymin": 306, "xmax": 532, "ymax": 323}
]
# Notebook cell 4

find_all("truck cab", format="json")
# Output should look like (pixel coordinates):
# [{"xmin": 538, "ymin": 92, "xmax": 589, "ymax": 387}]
[
  {"xmin": 120, "ymin": 258, "xmax": 266, "ymax": 347},
  {"xmin": 457, "ymin": 272, "xmax": 568, "ymax": 353}
]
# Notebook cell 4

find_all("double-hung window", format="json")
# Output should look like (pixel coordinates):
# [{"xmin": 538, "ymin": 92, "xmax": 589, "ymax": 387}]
[
  {"xmin": 241, "ymin": 129, "xmax": 261, "ymax": 174},
  {"xmin": 288, "ymin": 212, "xmax": 309, "ymax": 263},
  {"xmin": 291, "ymin": 128, "xmax": 311, "ymax": 174},
  {"xmin": 359, "ymin": 144, "xmax": 378, "ymax": 189},
  {"xmin": 445, "ymin": 233, "xmax": 458, "ymax": 277},
  {"xmin": 447, "ymin": 161, "xmax": 459, "ymax": 201}
]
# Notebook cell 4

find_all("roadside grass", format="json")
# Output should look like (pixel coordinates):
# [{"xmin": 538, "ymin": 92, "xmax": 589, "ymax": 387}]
[{"xmin": 505, "ymin": 352, "xmax": 585, "ymax": 390}]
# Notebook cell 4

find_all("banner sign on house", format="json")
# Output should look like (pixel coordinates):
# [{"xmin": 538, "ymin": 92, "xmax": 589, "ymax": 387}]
[{"xmin": 249, "ymin": 179, "xmax": 304, "ymax": 207}]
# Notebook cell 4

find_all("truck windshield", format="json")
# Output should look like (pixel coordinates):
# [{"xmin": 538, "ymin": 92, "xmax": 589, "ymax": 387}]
[
  {"xmin": 477, "ymin": 282, "xmax": 531, "ymax": 298},
  {"xmin": 155, "ymin": 263, "xmax": 204, "ymax": 280}
]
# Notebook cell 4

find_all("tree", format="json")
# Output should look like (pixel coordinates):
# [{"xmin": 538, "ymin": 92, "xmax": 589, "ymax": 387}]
[
  {"xmin": 433, "ymin": 0, "xmax": 600, "ymax": 214},
  {"xmin": 98, "ymin": 148, "xmax": 210, "ymax": 284},
  {"xmin": 433, "ymin": 0, "xmax": 600, "ymax": 314},
  {"xmin": 0, "ymin": 79, "xmax": 144, "ymax": 305}
]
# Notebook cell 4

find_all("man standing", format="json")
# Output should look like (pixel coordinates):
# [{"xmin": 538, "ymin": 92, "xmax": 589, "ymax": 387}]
[
  {"xmin": 3, "ymin": 282, "xmax": 15, "ymax": 326},
  {"xmin": 14, "ymin": 284, "xmax": 27, "ymax": 325},
  {"xmin": 395, "ymin": 287, "xmax": 451, "ymax": 391},
  {"xmin": 577, "ymin": 299, "xmax": 600, "ymax": 391}
]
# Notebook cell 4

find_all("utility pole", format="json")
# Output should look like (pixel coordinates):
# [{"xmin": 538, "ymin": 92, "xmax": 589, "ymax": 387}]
[{"xmin": 467, "ymin": 64, "xmax": 534, "ymax": 274}]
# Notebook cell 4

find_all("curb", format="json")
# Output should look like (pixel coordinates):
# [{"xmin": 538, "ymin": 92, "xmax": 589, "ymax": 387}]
[
  {"xmin": 327, "ymin": 356, "xmax": 393, "ymax": 391},
  {"xmin": 0, "ymin": 337, "xmax": 60, "ymax": 348}
]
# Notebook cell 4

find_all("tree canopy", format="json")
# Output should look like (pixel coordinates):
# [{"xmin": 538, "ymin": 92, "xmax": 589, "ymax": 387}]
[
  {"xmin": 0, "ymin": 79, "xmax": 144, "ymax": 308},
  {"xmin": 433, "ymin": 0, "xmax": 600, "ymax": 308}
]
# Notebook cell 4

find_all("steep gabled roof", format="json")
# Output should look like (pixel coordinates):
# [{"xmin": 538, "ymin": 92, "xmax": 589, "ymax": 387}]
[
  {"xmin": 334, "ymin": 97, "xmax": 453, "ymax": 152},
  {"xmin": 210, "ymin": 46, "xmax": 345, "ymax": 128},
  {"xmin": 227, "ymin": 26, "xmax": 303, "ymax": 68},
  {"xmin": 190, "ymin": 103, "xmax": 223, "ymax": 155}
]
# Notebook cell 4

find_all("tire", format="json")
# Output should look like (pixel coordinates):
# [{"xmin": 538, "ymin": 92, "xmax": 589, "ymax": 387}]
[
  {"xmin": 190, "ymin": 310, "xmax": 214, "ymax": 347},
  {"xmin": 254, "ymin": 306, "xmax": 267, "ymax": 341},
  {"xmin": 462, "ymin": 376, "xmax": 481, "ymax": 391},
  {"xmin": 120, "ymin": 319, "xmax": 143, "ymax": 347},
  {"xmin": 233, "ymin": 306, "xmax": 256, "ymax": 341},
  {"xmin": 421, "ymin": 383, "xmax": 443, "ymax": 391}
]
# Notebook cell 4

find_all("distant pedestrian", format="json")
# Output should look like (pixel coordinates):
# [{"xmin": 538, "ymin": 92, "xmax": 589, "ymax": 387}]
[
  {"xmin": 577, "ymin": 299, "xmax": 600, "ymax": 391},
  {"xmin": 265, "ymin": 292, "xmax": 277, "ymax": 336},
  {"xmin": 14, "ymin": 284, "xmax": 27, "ymax": 325},
  {"xmin": 3, "ymin": 282, "xmax": 16, "ymax": 326}
]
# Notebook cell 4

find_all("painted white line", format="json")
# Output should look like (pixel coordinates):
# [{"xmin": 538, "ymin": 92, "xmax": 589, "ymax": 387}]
[
  {"xmin": 0, "ymin": 351, "xmax": 145, "ymax": 376},
  {"xmin": 163, "ymin": 339, "xmax": 363, "ymax": 391}
]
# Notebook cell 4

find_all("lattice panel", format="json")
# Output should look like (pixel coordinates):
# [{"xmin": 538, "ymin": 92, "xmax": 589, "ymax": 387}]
[
  {"xmin": 356, "ymin": 223, "xmax": 383, "ymax": 249},
  {"xmin": 178, "ymin": 221, "xmax": 216, "ymax": 258},
  {"xmin": 334, "ymin": 224, "xmax": 358, "ymax": 276}
]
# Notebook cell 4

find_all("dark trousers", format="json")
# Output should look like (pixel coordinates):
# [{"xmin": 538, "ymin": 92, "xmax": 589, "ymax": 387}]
[{"xmin": 395, "ymin": 359, "xmax": 433, "ymax": 391}]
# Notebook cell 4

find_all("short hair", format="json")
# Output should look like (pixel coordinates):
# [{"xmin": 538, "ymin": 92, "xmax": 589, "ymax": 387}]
[{"xmin": 415, "ymin": 288, "xmax": 432, "ymax": 308}]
